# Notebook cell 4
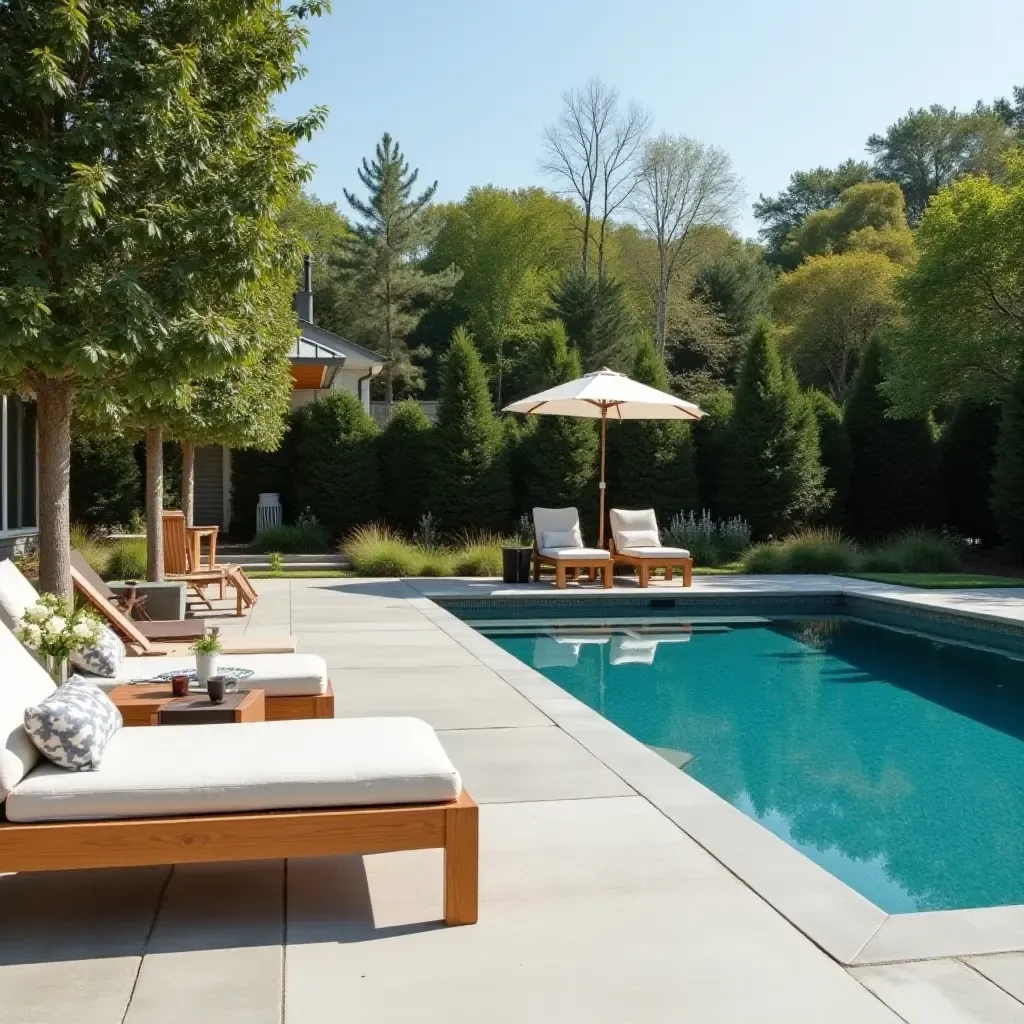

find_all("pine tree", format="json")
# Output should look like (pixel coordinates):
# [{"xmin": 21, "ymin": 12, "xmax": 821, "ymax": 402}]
[
  {"xmin": 807, "ymin": 389, "xmax": 852, "ymax": 529},
  {"xmin": 378, "ymin": 400, "xmax": 434, "ymax": 534},
  {"xmin": 291, "ymin": 392, "xmax": 379, "ymax": 540},
  {"xmin": 335, "ymin": 133, "xmax": 456, "ymax": 404},
  {"xmin": 691, "ymin": 387, "xmax": 734, "ymax": 516},
  {"xmin": 720, "ymin": 321, "xmax": 827, "ymax": 538},
  {"xmin": 942, "ymin": 400, "xmax": 1002, "ymax": 545},
  {"xmin": 992, "ymin": 368, "xmax": 1024, "ymax": 556},
  {"xmin": 69, "ymin": 435, "xmax": 142, "ymax": 529},
  {"xmin": 428, "ymin": 327, "xmax": 511, "ymax": 532},
  {"xmin": 549, "ymin": 268, "xmax": 634, "ymax": 372},
  {"xmin": 606, "ymin": 333, "xmax": 698, "ymax": 527},
  {"xmin": 844, "ymin": 338, "xmax": 939, "ymax": 540},
  {"xmin": 523, "ymin": 323, "xmax": 598, "ymax": 522}
]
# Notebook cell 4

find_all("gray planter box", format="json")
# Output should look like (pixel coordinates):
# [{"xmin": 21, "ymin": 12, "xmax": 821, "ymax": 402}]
[{"xmin": 107, "ymin": 580, "xmax": 186, "ymax": 622}]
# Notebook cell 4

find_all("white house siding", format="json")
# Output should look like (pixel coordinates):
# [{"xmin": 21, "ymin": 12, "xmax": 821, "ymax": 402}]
[{"xmin": 289, "ymin": 368, "xmax": 373, "ymax": 413}]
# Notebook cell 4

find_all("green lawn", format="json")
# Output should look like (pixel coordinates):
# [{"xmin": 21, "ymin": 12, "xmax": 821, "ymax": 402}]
[
  {"xmin": 847, "ymin": 572, "xmax": 1024, "ymax": 589},
  {"xmin": 247, "ymin": 569, "xmax": 356, "ymax": 579}
]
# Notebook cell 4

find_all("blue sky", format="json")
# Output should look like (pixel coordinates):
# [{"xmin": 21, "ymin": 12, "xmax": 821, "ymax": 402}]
[{"xmin": 276, "ymin": 0, "xmax": 1024, "ymax": 240}]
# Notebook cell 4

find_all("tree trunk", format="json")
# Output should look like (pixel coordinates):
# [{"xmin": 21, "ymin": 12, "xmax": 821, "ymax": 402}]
[
  {"xmin": 145, "ymin": 426, "xmax": 164, "ymax": 582},
  {"xmin": 33, "ymin": 376, "xmax": 75, "ymax": 600},
  {"xmin": 181, "ymin": 442, "xmax": 195, "ymax": 527},
  {"xmin": 655, "ymin": 262, "xmax": 669, "ymax": 357},
  {"xmin": 581, "ymin": 206, "xmax": 592, "ymax": 275},
  {"xmin": 597, "ymin": 217, "xmax": 607, "ymax": 282},
  {"xmin": 385, "ymin": 367, "xmax": 393, "ymax": 407}
]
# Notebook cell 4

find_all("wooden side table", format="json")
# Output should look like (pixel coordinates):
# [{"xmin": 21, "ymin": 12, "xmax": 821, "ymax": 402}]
[
  {"xmin": 109, "ymin": 684, "xmax": 264, "ymax": 726},
  {"xmin": 186, "ymin": 525, "xmax": 219, "ymax": 569}
]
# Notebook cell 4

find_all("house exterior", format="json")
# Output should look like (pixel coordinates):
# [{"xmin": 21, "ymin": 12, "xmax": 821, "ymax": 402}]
[
  {"xmin": 192, "ymin": 258, "xmax": 387, "ymax": 530},
  {"xmin": 0, "ymin": 395, "xmax": 38, "ymax": 559}
]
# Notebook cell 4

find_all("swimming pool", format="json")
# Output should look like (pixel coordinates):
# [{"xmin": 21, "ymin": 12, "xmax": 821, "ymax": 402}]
[{"xmin": 479, "ymin": 615, "xmax": 1024, "ymax": 914}]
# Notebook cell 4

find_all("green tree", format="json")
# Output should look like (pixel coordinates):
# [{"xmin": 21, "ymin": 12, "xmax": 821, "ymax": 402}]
[
  {"xmin": 0, "ymin": 0, "xmax": 320, "ymax": 594},
  {"xmin": 428, "ymin": 327, "xmax": 510, "ymax": 532},
  {"xmin": 69, "ymin": 436, "xmax": 142, "ymax": 529},
  {"xmin": 773, "ymin": 251, "xmax": 905, "ymax": 401},
  {"xmin": 867, "ymin": 105, "xmax": 1012, "ymax": 223},
  {"xmin": 606, "ymin": 334, "xmax": 698, "ymax": 525},
  {"xmin": 548, "ymin": 268, "xmax": 635, "ymax": 371},
  {"xmin": 807, "ymin": 390, "xmax": 851, "ymax": 529},
  {"xmin": 844, "ymin": 340, "xmax": 939, "ymax": 540},
  {"xmin": 753, "ymin": 160, "xmax": 873, "ymax": 268},
  {"xmin": 719, "ymin": 322, "xmax": 827, "ymax": 538},
  {"xmin": 691, "ymin": 387, "xmax": 734, "ymax": 516},
  {"xmin": 885, "ymin": 153, "xmax": 1024, "ymax": 414},
  {"xmin": 941, "ymin": 400, "xmax": 1001, "ymax": 545},
  {"xmin": 378, "ymin": 400, "xmax": 434, "ymax": 534},
  {"xmin": 335, "ymin": 133, "xmax": 456, "ymax": 404},
  {"xmin": 992, "ymin": 368, "xmax": 1024, "ymax": 556},
  {"xmin": 522, "ymin": 323, "xmax": 598, "ymax": 517},
  {"xmin": 291, "ymin": 392, "xmax": 379, "ymax": 539}
]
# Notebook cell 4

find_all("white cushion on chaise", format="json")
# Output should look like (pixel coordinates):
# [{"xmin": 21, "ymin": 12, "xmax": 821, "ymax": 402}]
[
  {"xmin": 0, "ymin": 558, "xmax": 41, "ymax": 632},
  {"xmin": 537, "ymin": 547, "xmax": 610, "ymax": 560},
  {"xmin": 96, "ymin": 653, "xmax": 328, "ymax": 697},
  {"xmin": 6, "ymin": 717, "xmax": 461, "ymax": 823},
  {"xmin": 609, "ymin": 509, "xmax": 690, "ymax": 558},
  {"xmin": 619, "ymin": 545, "xmax": 691, "ymax": 558}
]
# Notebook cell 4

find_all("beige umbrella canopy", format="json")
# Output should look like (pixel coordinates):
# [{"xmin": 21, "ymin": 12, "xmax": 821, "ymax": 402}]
[{"xmin": 503, "ymin": 368, "xmax": 703, "ymax": 546}]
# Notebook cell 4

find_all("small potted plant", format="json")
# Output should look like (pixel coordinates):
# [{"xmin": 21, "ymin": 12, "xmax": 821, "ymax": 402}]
[
  {"xmin": 191, "ymin": 628, "xmax": 223, "ymax": 686},
  {"xmin": 502, "ymin": 514, "xmax": 535, "ymax": 584},
  {"xmin": 16, "ymin": 594, "xmax": 103, "ymax": 684}
]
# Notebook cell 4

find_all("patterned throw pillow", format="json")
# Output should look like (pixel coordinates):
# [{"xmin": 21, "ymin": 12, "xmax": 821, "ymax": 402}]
[
  {"xmin": 69, "ymin": 625, "xmax": 126, "ymax": 678},
  {"xmin": 23, "ymin": 677, "xmax": 123, "ymax": 771}
]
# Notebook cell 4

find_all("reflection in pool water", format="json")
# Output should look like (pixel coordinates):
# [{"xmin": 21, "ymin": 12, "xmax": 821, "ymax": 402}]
[{"xmin": 486, "ymin": 618, "xmax": 1024, "ymax": 913}]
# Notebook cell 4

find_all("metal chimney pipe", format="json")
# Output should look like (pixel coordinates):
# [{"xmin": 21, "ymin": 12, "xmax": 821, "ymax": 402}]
[
  {"xmin": 303, "ymin": 253, "xmax": 312, "ymax": 293},
  {"xmin": 294, "ymin": 254, "xmax": 314, "ymax": 322}
]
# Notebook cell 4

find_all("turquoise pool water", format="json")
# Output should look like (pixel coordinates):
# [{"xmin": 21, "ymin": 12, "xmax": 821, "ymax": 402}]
[{"xmin": 484, "ymin": 617, "xmax": 1024, "ymax": 913}]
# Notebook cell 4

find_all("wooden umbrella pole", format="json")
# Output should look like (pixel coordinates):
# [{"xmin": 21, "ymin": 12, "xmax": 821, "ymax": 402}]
[{"xmin": 598, "ymin": 407, "xmax": 608, "ymax": 548}]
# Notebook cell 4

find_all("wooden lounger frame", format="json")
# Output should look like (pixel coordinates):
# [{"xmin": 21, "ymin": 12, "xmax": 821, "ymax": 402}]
[
  {"xmin": 608, "ymin": 537, "xmax": 693, "ymax": 588},
  {"xmin": 532, "ymin": 543, "xmax": 614, "ymax": 589},
  {"xmin": 0, "ymin": 789, "xmax": 478, "ymax": 926}
]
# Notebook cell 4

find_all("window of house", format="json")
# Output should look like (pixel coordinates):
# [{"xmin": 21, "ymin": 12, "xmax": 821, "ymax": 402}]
[{"xmin": 2, "ymin": 396, "xmax": 38, "ymax": 532}]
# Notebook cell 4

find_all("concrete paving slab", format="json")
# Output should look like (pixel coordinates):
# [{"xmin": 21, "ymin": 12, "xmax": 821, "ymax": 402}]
[
  {"xmin": 851, "ymin": 959, "xmax": 1024, "ymax": 1023},
  {"xmin": 125, "ymin": 861, "xmax": 284, "ymax": 1024},
  {"xmin": 334, "ymin": 666, "xmax": 550, "ymax": 729},
  {"xmin": 0, "ymin": 957, "xmax": 142, "ymax": 1024},
  {"xmin": 437, "ymin": 726, "xmax": 634, "ymax": 803},
  {"xmin": 965, "ymin": 954, "xmax": 1024, "ymax": 1004},
  {"xmin": 321, "ymin": 643, "xmax": 481, "ymax": 668}
]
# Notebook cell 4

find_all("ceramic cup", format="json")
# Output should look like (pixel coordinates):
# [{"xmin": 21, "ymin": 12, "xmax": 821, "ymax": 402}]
[
  {"xmin": 206, "ymin": 675, "xmax": 227, "ymax": 705},
  {"xmin": 170, "ymin": 674, "xmax": 189, "ymax": 698}
]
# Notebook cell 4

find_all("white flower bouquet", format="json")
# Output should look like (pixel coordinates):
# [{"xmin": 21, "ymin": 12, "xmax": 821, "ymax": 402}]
[{"xmin": 16, "ymin": 593, "xmax": 103, "ymax": 681}]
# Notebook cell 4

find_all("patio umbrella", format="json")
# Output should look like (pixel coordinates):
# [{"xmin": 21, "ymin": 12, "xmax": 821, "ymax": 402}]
[{"xmin": 503, "ymin": 368, "xmax": 703, "ymax": 547}]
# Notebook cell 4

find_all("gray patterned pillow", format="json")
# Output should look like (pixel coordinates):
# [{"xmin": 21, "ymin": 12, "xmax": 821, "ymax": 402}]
[
  {"xmin": 70, "ymin": 625, "xmax": 126, "ymax": 678},
  {"xmin": 23, "ymin": 677, "xmax": 123, "ymax": 771}
]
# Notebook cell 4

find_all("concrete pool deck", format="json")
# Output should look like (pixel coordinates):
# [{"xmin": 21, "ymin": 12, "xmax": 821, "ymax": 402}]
[{"xmin": 2, "ymin": 574, "xmax": 1023, "ymax": 1022}]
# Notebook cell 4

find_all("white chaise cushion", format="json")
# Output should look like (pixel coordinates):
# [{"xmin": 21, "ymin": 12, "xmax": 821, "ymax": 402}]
[
  {"xmin": 533, "ymin": 507, "xmax": 583, "ymax": 546},
  {"xmin": 617, "ymin": 528, "xmax": 661, "ymax": 549},
  {"xmin": 619, "ymin": 545, "xmax": 691, "ymax": 558},
  {"xmin": 609, "ymin": 509, "xmax": 661, "ymax": 552},
  {"xmin": 0, "ymin": 619, "xmax": 55, "ymax": 799},
  {"xmin": 91, "ymin": 653, "xmax": 328, "ymax": 697},
  {"xmin": 540, "ymin": 529, "xmax": 582, "ymax": 550},
  {"xmin": 6, "ymin": 717, "xmax": 462, "ymax": 822},
  {"xmin": 0, "ymin": 558, "xmax": 39, "ymax": 632},
  {"xmin": 538, "ymin": 547, "xmax": 610, "ymax": 560}
]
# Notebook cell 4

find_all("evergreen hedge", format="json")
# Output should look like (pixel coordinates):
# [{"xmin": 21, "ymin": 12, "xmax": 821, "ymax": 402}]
[
  {"xmin": 427, "ymin": 327, "xmax": 511, "ymax": 533},
  {"xmin": 691, "ymin": 387, "xmax": 734, "ymax": 517},
  {"xmin": 378, "ymin": 399, "xmax": 434, "ymax": 535},
  {"xmin": 290, "ymin": 391, "xmax": 380, "ymax": 540},
  {"xmin": 992, "ymin": 367, "xmax": 1024, "ymax": 556},
  {"xmin": 719, "ymin": 321, "xmax": 826, "ymax": 538},
  {"xmin": 807, "ymin": 389, "xmax": 852, "ymax": 529},
  {"xmin": 70, "ymin": 434, "xmax": 142, "ymax": 528},
  {"xmin": 845, "ymin": 339, "xmax": 939, "ymax": 540},
  {"xmin": 942, "ymin": 400, "xmax": 1001, "ymax": 545},
  {"xmin": 605, "ymin": 334, "xmax": 697, "ymax": 526}
]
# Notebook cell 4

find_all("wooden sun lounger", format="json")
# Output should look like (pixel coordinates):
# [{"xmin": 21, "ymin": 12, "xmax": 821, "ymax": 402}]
[
  {"xmin": 608, "ymin": 537, "xmax": 693, "ymax": 587},
  {"xmin": 0, "ymin": 790, "xmax": 478, "ymax": 926},
  {"xmin": 531, "ymin": 544, "xmax": 614, "ymax": 589}
]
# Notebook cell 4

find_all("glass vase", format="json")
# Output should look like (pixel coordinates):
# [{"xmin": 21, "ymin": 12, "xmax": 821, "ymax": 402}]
[{"xmin": 45, "ymin": 655, "xmax": 70, "ymax": 685}]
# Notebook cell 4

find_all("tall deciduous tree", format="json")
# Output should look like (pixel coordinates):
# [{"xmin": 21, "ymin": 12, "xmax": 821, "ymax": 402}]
[
  {"xmin": 541, "ymin": 78, "xmax": 650, "ymax": 279},
  {"xmin": 867, "ymin": 105, "xmax": 1012, "ymax": 224},
  {"xmin": 0, "ymin": 0, "xmax": 322, "ymax": 595},
  {"xmin": 719, "ymin": 321, "xmax": 827, "ymax": 538},
  {"xmin": 845, "ymin": 340, "xmax": 939, "ymax": 540},
  {"xmin": 885, "ymin": 152, "xmax": 1024, "ymax": 415},
  {"xmin": 335, "ymin": 133, "xmax": 456, "ymax": 404},
  {"xmin": 630, "ymin": 135, "xmax": 743, "ymax": 357},
  {"xmin": 753, "ymin": 160, "xmax": 873, "ymax": 268}
]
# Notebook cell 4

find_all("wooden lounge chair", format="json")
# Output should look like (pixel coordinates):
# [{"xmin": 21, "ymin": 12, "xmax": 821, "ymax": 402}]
[
  {"xmin": 0, "ymin": 626, "xmax": 476, "ymax": 926},
  {"xmin": 607, "ymin": 509, "xmax": 693, "ymax": 587},
  {"xmin": 69, "ymin": 552, "xmax": 294, "ymax": 657},
  {"xmin": 162, "ymin": 511, "xmax": 258, "ymax": 616},
  {"xmin": 531, "ymin": 507, "xmax": 614, "ymax": 589}
]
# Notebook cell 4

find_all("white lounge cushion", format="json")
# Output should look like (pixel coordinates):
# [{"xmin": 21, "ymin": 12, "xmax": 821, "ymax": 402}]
[
  {"xmin": 533, "ymin": 506, "xmax": 582, "ymax": 544},
  {"xmin": 91, "ymin": 653, "xmax": 328, "ymax": 697},
  {"xmin": 617, "ymin": 528, "xmax": 660, "ymax": 549},
  {"xmin": 0, "ymin": 620, "xmax": 54, "ymax": 799},
  {"xmin": 609, "ymin": 508, "xmax": 661, "ymax": 552},
  {"xmin": 540, "ymin": 528, "xmax": 582, "ymax": 550},
  {"xmin": 538, "ymin": 547, "xmax": 610, "ymax": 560},
  {"xmin": 620, "ymin": 546, "xmax": 691, "ymax": 559},
  {"xmin": 6, "ymin": 717, "xmax": 461, "ymax": 822},
  {"xmin": 0, "ymin": 558, "xmax": 39, "ymax": 632}
]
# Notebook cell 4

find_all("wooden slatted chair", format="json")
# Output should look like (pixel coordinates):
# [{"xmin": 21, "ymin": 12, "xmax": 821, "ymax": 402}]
[{"xmin": 161, "ymin": 511, "xmax": 259, "ymax": 616}]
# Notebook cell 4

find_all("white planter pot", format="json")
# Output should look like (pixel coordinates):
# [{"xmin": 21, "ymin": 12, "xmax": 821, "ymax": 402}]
[{"xmin": 196, "ymin": 652, "xmax": 219, "ymax": 686}]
